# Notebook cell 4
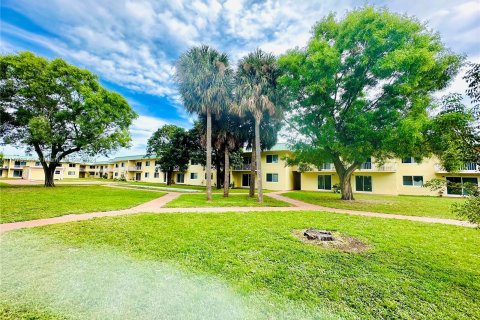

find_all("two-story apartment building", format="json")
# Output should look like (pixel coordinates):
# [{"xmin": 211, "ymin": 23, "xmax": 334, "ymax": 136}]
[{"xmin": 2, "ymin": 144, "xmax": 478, "ymax": 196}]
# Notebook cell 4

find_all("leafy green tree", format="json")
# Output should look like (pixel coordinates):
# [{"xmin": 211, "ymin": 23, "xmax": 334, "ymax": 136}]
[
  {"xmin": 176, "ymin": 45, "xmax": 232, "ymax": 200},
  {"xmin": 0, "ymin": 52, "xmax": 137, "ymax": 187},
  {"xmin": 146, "ymin": 125, "xmax": 193, "ymax": 185},
  {"xmin": 236, "ymin": 49, "xmax": 283, "ymax": 202},
  {"xmin": 278, "ymin": 7, "xmax": 463, "ymax": 200}
]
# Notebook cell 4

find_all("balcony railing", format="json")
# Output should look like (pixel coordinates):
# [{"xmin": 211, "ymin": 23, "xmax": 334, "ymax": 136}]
[
  {"xmin": 358, "ymin": 163, "xmax": 397, "ymax": 172},
  {"xmin": 232, "ymin": 163, "xmax": 252, "ymax": 171},
  {"xmin": 435, "ymin": 163, "xmax": 479, "ymax": 173},
  {"xmin": 127, "ymin": 166, "xmax": 143, "ymax": 171}
]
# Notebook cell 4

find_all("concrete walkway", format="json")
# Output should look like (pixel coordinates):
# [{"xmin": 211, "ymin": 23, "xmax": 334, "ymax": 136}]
[{"xmin": 0, "ymin": 191, "xmax": 474, "ymax": 233}]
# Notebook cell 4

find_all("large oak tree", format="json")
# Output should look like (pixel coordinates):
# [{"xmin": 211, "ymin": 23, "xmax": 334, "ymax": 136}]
[
  {"xmin": 0, "ymin": 52, "xmax": 137, "ymax": 187},
  {"xmin": 278, "ymin": 7, "xmax": 463, "ymax": 200}
]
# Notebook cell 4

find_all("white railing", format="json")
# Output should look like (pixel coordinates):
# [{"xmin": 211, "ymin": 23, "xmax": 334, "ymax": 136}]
[
  {"xmin": 232, "ymin": 163, "xmax": 252, "ymax": 171},
  {"xmin": 358, "ymin": 163, "xmax": 397, "ymax": 172},
  {"xmin": 435, "ymin": 163, "xmax": 479, "ymax": 173},
  {"xmin": 127, "ymin": 166, "xmax": 142, "ymax": 171}
]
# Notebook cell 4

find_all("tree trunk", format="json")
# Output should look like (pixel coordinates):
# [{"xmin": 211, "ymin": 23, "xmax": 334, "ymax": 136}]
[
  {"xmin": 216, "ymin": 162, "xmax": 222, "ymax": 189},
  {"xmin": 339, "ymin": 171, "xmax": 354, "ymax": 200},
  {"xmin": 44, "ymin": 165, "xmax": 55, "ymax": 187},
  {"xmin": 167, "ymin": 170, "xmax": 174, "ymax": 185},
  {"xmin": 206, "ymin": 108, "xmax": 212, "ymax": 201},
  {"xmin": 255, "ymin": 118, "xmax": 263, "ymax": 202},
  {"xmin": 332, "ymin": 156, "xmax": 359, "ymax": 200},
  {"xmin": 249, "ymin": 140, "xmax": 256, "ymax": 198},
  {"xmin": 224, "ymin": 147, "xmax": 230, "ymax": 197}
]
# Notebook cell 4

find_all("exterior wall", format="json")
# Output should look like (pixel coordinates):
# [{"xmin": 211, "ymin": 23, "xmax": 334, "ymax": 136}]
[{"xmin": 230, "ymin": 150, "xmax": 295, "ymax": 191}]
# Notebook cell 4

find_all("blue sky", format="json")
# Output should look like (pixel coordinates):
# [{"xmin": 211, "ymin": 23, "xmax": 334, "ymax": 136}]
[{"xmin": 1, "ymin": 0, "xmax": 479, "ymax": 158}]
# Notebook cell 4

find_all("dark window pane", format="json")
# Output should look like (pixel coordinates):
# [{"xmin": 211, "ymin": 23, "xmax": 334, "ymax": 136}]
[{"xmin": 403, "ymin": 176, "xmax": 413, "ymax": 186}]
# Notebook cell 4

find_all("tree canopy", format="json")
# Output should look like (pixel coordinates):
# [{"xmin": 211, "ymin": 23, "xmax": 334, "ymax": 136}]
[
  {"xmin": 0, "ymin": 52, "xmax": 137, "ymax": 186},
  {"xmin": 278, "ymin": 7, "xmax": 463, "ymax": 199},
  {"xmin": 146, "ymin": 125, "xmax": 194, "ymax": 185}
]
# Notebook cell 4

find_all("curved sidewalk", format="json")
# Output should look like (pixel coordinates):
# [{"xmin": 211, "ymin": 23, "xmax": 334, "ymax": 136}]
[{"xmin": 0, "ymin": 191, "xmax": 474, "ymax": 233}]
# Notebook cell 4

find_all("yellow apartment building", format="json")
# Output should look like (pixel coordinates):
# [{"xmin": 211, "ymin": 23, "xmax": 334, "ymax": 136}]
[{"xmin": 2, "ymin": 143, "xmax": 478, "ymax": 196}]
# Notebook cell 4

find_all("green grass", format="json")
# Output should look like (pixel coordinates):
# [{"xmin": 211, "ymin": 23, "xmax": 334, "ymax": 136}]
[
  {"xmin": 164, "ymin": 193, "xmax": 290, "ymax": 208},
  {"xmin": 115, "ymin": 181, "xmax": 271, "ymax": 193},
  {"xmin": 9, "ymin": 211, "xmax": 478, "ymax": 319},
  {"xmin": 0, "ymin": 185, "xmax": 164, "ymax": 223},
  {"xmin": 282, "ymin": 191, "xmax": 466, "ymax": 219}
]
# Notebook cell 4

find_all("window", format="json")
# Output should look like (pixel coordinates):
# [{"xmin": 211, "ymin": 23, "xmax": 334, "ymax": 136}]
[
  {"xmin": 121, "ymin": 162, "xmax": 125, "ymax": 167},
  {"xmin": 35, "ymin": 161, "xmax": 41, "ymax": 167},
  {"xmin": 155, "ymin": 160, "xmax": 161, "ymax": 166},
  {"xmin": 154, "ymin": 172, "xmax": 159, "ymax": 178},
  {"xmin": 266, "ymin": 154, "xmax": 278, "ymax": 163},
  {"xmin": 55, "ymin": 170, "xmax": 61, "ymax": 174},
  {"xmin": 68, "ymin": 171, "xmax": 75, "ymax": 176},
  {"xmin": 318, "ymin": 175, "xmax": 332, "ymax": 190},
  {"xmin": 446, "ymin": 177, "xmax": 478, "ymax": 195},
  {"xmin": 242, "ymin": 174, "xmax": 251, "ymax": 187},
  {"xmin": 144, "ymin": 172, "xmax": 149, "ymax": 178},
  {"xmin": 90, "ymin": 165, "xmax": 95, "ymax": 169},
  {"xmin": 176, "ymin": 173, "xmax": 185, "ymax": 183},
  {"xmin": 403, "ymin": 176, "xmax": 423, "ymax": 186},
  {"xmin": 69, "ymin": 163, "xmax": 76, "ymax": 168},
  {"xmin": 402, "ymin": 157, "xmax": 417, "ymax": 164},
  {"xmin": 355, "ymin": 175, "xmax": 372, "ymax": 192},
  {"xmin": 13, "ymin": 170, "xmax": 22, "ymax": 177},
  {"xmin": 115, "ymin": 163, "xmax": 119, "ymax": 168},
  {"xmin": 266, "ymin": 173, "xmax": 279, "ymax": 182},
  {"xmin": 145, "ymin": 161, "xmax": 150, "ymax": 166},
  {"xmin": 190, "ymin": 172, "xmax": 198, "ymax": 179},
  {"xmin": 320, "ymin": 163, "xmax": 332, "ymax": 170},
  {"xmin": 115, "ymin": 172, "xmax": 118, "ymax": 177}
]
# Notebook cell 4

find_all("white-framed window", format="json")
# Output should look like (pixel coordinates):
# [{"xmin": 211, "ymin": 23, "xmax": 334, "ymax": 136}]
[
  {"xmin": 176, "ymin": 173, "xmax": 185, "ymax": 183},
  {"xmin": 154, "ymin": 172, "xmax": 159, "ymax": 178},
  {"xmin": 35, "ymin": 161, "xmax": 41, "ymax": 167},
  {"xmin": 146, "ymin": 161, "xmax": 150, "ymax": 166},
  {"xmin": 266, "ymin": 154, "xmax": 278, "ymax": 164},
  {"xmin": 144, "ymin": 172, "xmax": 149, "ymax": 178},
  {"xmin": 355, "ymin": 175, "xmax": 372, "ymax": 192},
  {"xmin": 68, "ymin": 171, "xmax": 75, "ymax": 176},
  {"xmin": 190, "ymin": 172, "xmax": 198, "ymax": 179},
  {"xmin": 403, "ymin": 176, "xmax": 423, "ymax": 187},
  {"xmin": 115, "ymin": 163, "xmax": 119, "ymax": 168},
  {"xmin": 446, "ymin": 177, "xmax": 478, "ymax": 195},
  {"xmin": 90, "ymin": 165, "xmax": 95, "ymax": 169},
  {"xmin": 13, "ymin": 170, "xmax": 22, "ymax": 177},
  {"xmin": 121, "ymin": 162, "xmax": 125, "ymax": 167},
  {"xmin": 115, "ymin": 172, "xmax": 118, "ymax": 177},
  {"xmin": 69, "ymin": 163, "xmax": 76, "ymax": 168},
  {"xmin": 402, "ymin": 157, "xmax": 417, "ymax": 164},
  {"xmin": 266, "ymin": 173, "xmax": 279, "ymax": 182},
  {"xmin": 318, "ymin": 175, "xmax": 332, "ymax": 190},
  {"xmin": 360, "ymin": 158, "xmax": 372, "ymax": 169},
  {"xmin": 55, "ymin": 170, "xmax": 61, "ymax": 174}
]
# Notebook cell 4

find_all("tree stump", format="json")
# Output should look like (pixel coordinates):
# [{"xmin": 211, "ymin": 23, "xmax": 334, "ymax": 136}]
[{"xmin": 304, "ymin": 229, "xmax": 334, "ymax": 241}]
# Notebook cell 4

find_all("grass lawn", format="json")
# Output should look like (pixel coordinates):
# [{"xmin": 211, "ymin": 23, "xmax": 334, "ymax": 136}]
[
  {"xmin": 164, "ymin": 193, "xmax": 290, "ymax": 208},
  {"xmin": 282, "ymin": 191, "xmax": 466, "ymax": 220},
  {"xmin": 2, "ymin": 211, "xmax": 478, "ymax": 319},
  {"xmin": 0, "ymin": 184, "xmax": 164, "ymax": 223},
  {"xmin": 115, "ymin": 181, "xmax": 272, "ymax": 193}
]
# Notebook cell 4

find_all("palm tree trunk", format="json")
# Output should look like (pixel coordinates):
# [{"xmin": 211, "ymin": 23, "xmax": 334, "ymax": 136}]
[
  {"xmin": 223, "ymin": 147, "xmax": 230, "ymax": 197},
  {"xmin": 206, "ymin": 108, "xmax": 212, "ymax": 201},
  {"xmin": 249, "ymin": 140, "xmax": 256, "ymax": 198},
  {"xmin": 255, "ymin": 117, "xmax": 263, "ymax": 202}
]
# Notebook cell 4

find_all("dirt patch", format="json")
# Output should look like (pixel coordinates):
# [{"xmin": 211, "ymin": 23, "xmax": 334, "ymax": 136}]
[{"xmin": 292, "ymin": 229, "xmax": 369, "ymax": 253}]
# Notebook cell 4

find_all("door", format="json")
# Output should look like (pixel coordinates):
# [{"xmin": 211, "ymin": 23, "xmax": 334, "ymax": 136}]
[
  {"xmin": 242, "ymin": 174, "xmax": 251, "ymax": 187},
  {"xmin": 293, "ymin": 172, "xmax": 301, "ymax": 190},
  {"xmin": 135, "ymin": 172, "xmax": 141, "ymax": 181}
]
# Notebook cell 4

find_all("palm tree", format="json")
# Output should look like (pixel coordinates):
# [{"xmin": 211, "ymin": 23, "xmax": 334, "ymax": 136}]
[
  {"xmin": 176, "ymin": 45, "xmax": 232, "ymax": 201},
  {"xmin": 235, "ymin": 49, "xmax": 281, "ymax": 202}
]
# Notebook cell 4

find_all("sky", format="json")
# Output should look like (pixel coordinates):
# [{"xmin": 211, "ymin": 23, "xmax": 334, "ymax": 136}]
[{"xmin": 1, "ymin": 0, "xmax": 479, "ymax": 159}]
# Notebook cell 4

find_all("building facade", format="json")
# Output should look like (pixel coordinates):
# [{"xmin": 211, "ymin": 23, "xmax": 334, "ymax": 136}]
[{"xmin": 2, "ymin": 143, "xmax": 479, "ymax": 197}]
